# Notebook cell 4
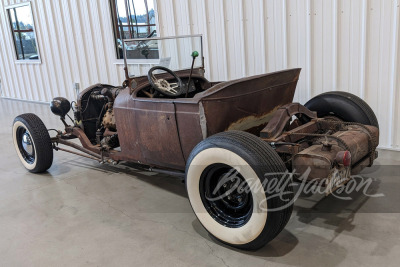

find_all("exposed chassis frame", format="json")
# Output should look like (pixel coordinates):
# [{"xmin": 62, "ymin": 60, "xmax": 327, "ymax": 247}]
[
  {"xmin": 50, "ymin": 103, "xmax": 377, "ymax": 181},
  {"xmin": 260, "ymin": 103, "xmax": 378, "ymax": 173},
  {"xmin": 50, "ymin": 125, "xmax": 186, "ymax": 177}
]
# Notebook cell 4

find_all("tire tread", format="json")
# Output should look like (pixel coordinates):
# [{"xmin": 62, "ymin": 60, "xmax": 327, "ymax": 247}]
[
  {"xmin": 13, "ymin": 113, "xmax": 53, "ymax": 173},
  {"xmin": 186, "ymin": 131, "xmax": 293, "ymax": 250},
  {"xmin": 305, "ymin": 91, "xmax": 379, "ymax": 128},
  {"xmin": 320, "ymin": 91, "xmax": 379, "ymax": 128}
]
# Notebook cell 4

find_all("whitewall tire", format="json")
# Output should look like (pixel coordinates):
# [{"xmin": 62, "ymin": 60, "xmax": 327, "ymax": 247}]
[
  {"xmin": 13, "ymin": 114, "xmax": 53, "ymax": 173},
  {"xmin": 185, "ymin": 131, "xmax": 294, "ymax": 250}
]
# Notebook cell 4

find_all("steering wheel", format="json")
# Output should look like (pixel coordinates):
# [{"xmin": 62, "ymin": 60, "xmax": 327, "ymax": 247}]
[{"xmin": 147, "ymin": 66, "xmax": 184, "ymax": 97}]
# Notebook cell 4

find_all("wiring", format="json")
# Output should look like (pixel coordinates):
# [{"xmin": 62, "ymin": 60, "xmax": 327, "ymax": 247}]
[
  {"xmin": 81, "ymin": 92, "xmax": 95, "ymax": 114},
  {"xmin": 67, "ymin": 114, "xmax": 74, "ymax": 124},
  {"xmin": 71, "ymin": 101, "xmax": 77, "ymax": 112},
  {"xmin": 96, "ymin": 103, "xmax": 107, "ymax": 130}
]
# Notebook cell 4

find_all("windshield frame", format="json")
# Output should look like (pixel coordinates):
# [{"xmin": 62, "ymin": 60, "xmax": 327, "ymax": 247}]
[{"xmin": 122, "ymin": 34, "xmax": 204, "ymax": 77}]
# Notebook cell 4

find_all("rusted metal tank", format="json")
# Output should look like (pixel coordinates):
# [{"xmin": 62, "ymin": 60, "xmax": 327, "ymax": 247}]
[{"xmin": 293, "ymin": 125, "xmax": 379, "ymax": 180}]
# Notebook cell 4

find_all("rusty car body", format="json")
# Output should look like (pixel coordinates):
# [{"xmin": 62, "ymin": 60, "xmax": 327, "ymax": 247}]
[{"xmin": 13, "ymin": 35, "xmax": 379, "ymax": 250}]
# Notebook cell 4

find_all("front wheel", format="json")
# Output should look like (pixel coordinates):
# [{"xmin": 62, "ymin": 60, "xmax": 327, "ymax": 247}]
[
  {"xmin": 185, "ymin": 131, "xmax": 293, "ymax": 250},
  {"xmin": 13, "ymin": 114, "xmax": 53, "ymax": 173}
]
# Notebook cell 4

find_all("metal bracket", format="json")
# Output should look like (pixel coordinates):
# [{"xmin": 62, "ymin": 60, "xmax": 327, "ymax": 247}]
[{"xmin": 260, "ymin": 103, "xmax": 318, "ymax": 139}]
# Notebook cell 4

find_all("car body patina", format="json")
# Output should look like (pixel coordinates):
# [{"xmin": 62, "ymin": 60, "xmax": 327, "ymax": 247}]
[{"xmin": 12, "ymin": 35, "xmax": 380, "ymax": 250}]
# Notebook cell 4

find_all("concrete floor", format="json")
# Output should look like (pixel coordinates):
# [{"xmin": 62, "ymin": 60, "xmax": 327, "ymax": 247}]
[{"xmin": 0, "ymin": 98, "xmax": 399, "ymax": 267}]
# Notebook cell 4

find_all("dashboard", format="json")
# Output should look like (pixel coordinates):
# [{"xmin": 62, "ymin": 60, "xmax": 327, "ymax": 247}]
[{"xmin": 137, "ymin": 77, "xmax": 206, "ymax": 98}]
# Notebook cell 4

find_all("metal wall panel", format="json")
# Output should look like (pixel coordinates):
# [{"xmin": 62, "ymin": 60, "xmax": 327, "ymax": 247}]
[
  {"xmin": 157, "ymin": 0, "xmax": 400, "ymax": 150},
  {"xmin": 0, "ymin": 0, "xmax": 129, "ymax": 102},
  {"xmin": 0, "ymin": 0, "xmax": 399, "ymax": 150}
]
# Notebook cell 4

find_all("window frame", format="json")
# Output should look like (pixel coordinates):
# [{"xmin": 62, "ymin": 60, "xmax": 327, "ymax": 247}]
[
  {"xmin": 5, "ymin": 1, "xmax": 41, "ymax": 64},
  {"xmin": 109, "ymin": 0, "xmax": 160, "ymax": 64}
]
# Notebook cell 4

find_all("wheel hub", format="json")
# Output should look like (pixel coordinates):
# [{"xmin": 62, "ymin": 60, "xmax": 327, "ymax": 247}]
[
  {"xmin": 22, "ymin": 132, "xmax": 34, "ymax": 155},
  {"xmin": 220, "ymin": 178, "xmax": 250, "ymax": 210},
  {"xmin": 16, "ymin": 126, "xmax": 35, "ymax": 164},
  {"xmin": 200, "ymin": 164, "xmax": 253, "ymax": 228}
]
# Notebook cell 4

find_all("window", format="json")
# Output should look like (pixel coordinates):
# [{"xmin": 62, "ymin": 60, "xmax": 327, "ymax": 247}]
[
  {"xmin": 110, "ymin": 0, "xmax": 158, "ymax": 59},
  {"xmin": 6, "ymin": 3, "xmax": 40, "ymax": 61}
]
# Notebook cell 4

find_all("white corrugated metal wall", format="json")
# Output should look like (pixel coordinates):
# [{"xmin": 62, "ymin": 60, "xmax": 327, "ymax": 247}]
[
  {"xmin": 0, "ymin": 0, "xmax": 399, "ymax": 150},
  {"xmin": 0, "ymin": 0, "xmax": 131, "ymax": 102},
  {"xmin": 157, "ymin": 0, "xmax": 400, "ymax": 150}
]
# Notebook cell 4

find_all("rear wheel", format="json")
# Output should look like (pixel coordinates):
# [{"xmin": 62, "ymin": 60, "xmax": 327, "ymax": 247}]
[
  {"xmin": 186, "ymin": 131, "xmax": 293, "ymax": 250},
  {"xmin": 305, "ymin": 91, "xmax": 379, "ymax": 128},
  {"xmin": 13, "ymin": 114, "xmax": 53, "ymax": 173}
]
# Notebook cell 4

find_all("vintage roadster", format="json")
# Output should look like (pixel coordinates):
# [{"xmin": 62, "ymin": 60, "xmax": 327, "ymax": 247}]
[{"xmin": 12, "ymin": 35, "xmax": 379, "ymax": 250}]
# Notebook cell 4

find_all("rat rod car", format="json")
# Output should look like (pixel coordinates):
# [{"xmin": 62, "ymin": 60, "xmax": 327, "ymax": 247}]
[{"xmin": 13, "ymin": 35, "xmax": 379, "ymax": 250}]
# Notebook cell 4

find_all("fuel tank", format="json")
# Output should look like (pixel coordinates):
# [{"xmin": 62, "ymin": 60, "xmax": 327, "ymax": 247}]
[{"xmin": 293, "ymin": 125, "xmax": 379, "ymax": 180}]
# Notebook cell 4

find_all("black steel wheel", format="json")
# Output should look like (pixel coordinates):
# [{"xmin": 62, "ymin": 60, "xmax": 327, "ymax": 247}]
[
  {"xmin": 13, "ymin": 114, "xmax": 53, "ymax": 173},
  {"xmin": 305, "ymin": 91, "xmax": 379, "ymax": 128},
  {"xmin": 186, "ymin": 131, "xmax": 293, "ymax": 250},
  {"xmin": 199, "ymin": 163, "xmax": 254, "ymax": 228}
]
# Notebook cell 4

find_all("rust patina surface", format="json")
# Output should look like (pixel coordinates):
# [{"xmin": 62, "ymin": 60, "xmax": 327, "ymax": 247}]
[
  {"xmin": 113, "ymin": 68, "xmax": 301, "ymax": 169},
  {"xmin": 51, "ymin": 65, "xmax": 378, "ymax": 186}
]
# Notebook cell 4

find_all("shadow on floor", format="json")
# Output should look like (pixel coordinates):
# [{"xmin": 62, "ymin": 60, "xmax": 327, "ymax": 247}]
[{"xmin": 45, "ymin": 156, "xmax": 397, "ymax": 261}]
